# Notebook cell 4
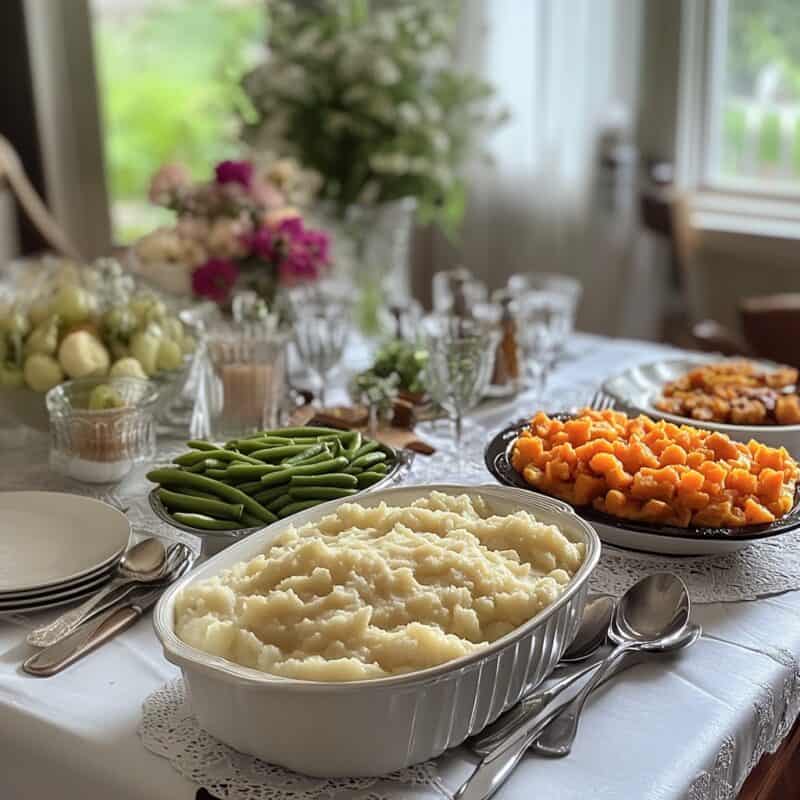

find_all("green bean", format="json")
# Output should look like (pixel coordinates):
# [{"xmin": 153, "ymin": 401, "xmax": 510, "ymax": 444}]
[
  {"xmin": 249, "ymin": 444, "xmax": 310, "ymax": 462},
  {"xmin": 251, "ymin": 486, "xmax": 288, "ymax": 504},
  {"xmin": 236, "ymin": 480, "xmax": 267, "ymax": 495},
  {"xmin": 241, "ymin": 512, "xmax": 264, "ymax": 527},
  {"xmin": 356, "ymin": 471, "xmax": 386, "ymax": 488},
  {"xmin": 290, "ymin": 473, "xmax": 358, "ymax": 488},
  {"xmin": 225, "ymin": 463, "xmax": 285, "ymax": 480},
  {"xmin": 187, "ymin": 440, "xmax": 219, "ymax": 451},
  {"xmin": 186, "ymin": 460, "xmax": 213, "ymax": 474},
  {"xmin": 259, "ymin": 456, "xmax": 350, "ymax": 486},
  {"xmin": 172, "ymin": 513, "xmax": 240, "ymax": 531},
  {"xmin": 268, "ymin": 494, "xmax": 293, "ymax": 513},
  {"xmin": 282, "ymin": 442, "xmax": 327, "ymax": 465},
  {"xmin": 278, "ymin": 500, "xmax": 321, "ymax": 518},
  {"xmin": 351, "ymin": 451, "xmax": 388, "ymax": 469},
  {"xmin": 343, "ymin": 431, "xmax": 362, "ymax": 458},
  {"xmin": 253, "ymin": 485, "xmax": 290, "ymax": 504},
  {"xmin": 146, "ymin": 468, "xmax": 277, "ymax": 524},
  {"xmin": 173, "ymin": 449, "xmax": 262, "ymax": 467},
  {"xmin": 369, "ymin": 462, "xmax": 389, "ymax": 474},
  {"xmin": 158, "ymin": 489, "xmax": 244, "ymax": 521},
  {"xmin": 261, "ymin": 426, "xmax": 347, "ymax": 438},
  {"xmin": 289, "ymin": 486, "xmax": 358, "ymax": 500},
  {"xmin": 180, "ymin": 488, "xmax": 224, "ymax": 501},
  {"xmin": 286, "ymin": 450, "xmax": 332, "ymax": 467},
  {"xmin": 352, "ymin": 440, "xmax": 381, "ymax": 459},
  {"xmin": 230, "ymin": 437, "xmax": 292, "ymax": 452},
  {"xmin": 205, "ymin": 468, "xmax": 234, "ymax": 480}
]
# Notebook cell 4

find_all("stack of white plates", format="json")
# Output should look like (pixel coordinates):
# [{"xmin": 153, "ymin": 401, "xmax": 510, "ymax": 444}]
[{"xmin": 0, "ymin": 492, "xmax": 130, "ymax": 615}]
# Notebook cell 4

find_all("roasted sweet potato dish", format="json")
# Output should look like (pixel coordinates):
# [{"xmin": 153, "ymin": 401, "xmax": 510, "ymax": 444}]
[{"xmin": 511, "ymin": 409, "xmax": 799, "ymax": 528}]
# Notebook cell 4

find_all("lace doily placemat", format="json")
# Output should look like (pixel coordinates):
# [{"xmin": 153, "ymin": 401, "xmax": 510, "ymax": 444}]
[
  {"xmin": 589, "ymin": 531, "xmax": 800, "ymax": 603},
  {"xmin": 139, "ymin": 679, "xmax": 449, "ymax": 800}
]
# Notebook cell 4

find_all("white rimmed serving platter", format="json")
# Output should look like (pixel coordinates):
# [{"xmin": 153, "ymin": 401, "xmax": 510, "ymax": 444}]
[{"xmin": 0, "ymin": 492, "xmax": 130, "ymax": 594}]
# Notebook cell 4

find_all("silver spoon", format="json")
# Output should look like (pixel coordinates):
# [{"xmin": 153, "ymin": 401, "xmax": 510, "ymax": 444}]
[
  {"xmin": 532, "ymin": 573, "xmax": 690, "ymax": 758},
  {"xmin": 560, "ymin": 594, "xmax": 614, "ymax": 663},
  {"xmin": 475, "ymin": 595, "xmax": 615, "ymax": 750},
  {"xmin": 532, "ymin": 621, "xmax": 701, "ymax": 757},
  {"xmin": 453, "ymin": 573, "xmax": 691, "ymax": 800},
  {"xmin": 27, "ymin": 538, "xmax": 168, "ymax": 647}
]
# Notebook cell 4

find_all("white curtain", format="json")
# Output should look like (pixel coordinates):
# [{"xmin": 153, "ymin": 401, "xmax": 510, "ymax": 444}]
[{"xmin": 423, "ymin": 0, "xmax": 648, "ymax": 335}]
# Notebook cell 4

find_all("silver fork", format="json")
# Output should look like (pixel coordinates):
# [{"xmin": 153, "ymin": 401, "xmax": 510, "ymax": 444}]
[{"xmin": 587, "ymin": 389, "xmax": 616, "ymax": 411}]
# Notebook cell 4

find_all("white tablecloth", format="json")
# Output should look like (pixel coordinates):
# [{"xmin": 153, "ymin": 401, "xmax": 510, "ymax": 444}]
[{"xmin": 2, "ymin": 334, "xmax": 799, "ymax": 799}]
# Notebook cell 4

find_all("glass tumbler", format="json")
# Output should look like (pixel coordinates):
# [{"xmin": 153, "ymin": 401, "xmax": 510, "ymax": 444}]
[
  {"xmin": 47, "ymin": 376, "xmax": 158, "ymax": 484},
  {"xmin": 196, "ymin": 327, "xmax": 288, "ymax": 441}
]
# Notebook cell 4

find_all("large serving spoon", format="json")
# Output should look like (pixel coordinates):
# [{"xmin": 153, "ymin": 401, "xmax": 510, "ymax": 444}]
[
  {"xmin": 453, "ymin": 573, "xmax": 691, "ymax": 800},
  {"xmin": 27, "ymin": 538, "xmax": 168, "ymax": 647},
  {"xmin": 532, "ymin": 621, "xmax": 701, "ymax": 757}
]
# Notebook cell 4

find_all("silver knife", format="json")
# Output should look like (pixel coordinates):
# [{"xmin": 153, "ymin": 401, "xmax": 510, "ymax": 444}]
[{"xmin": 22, "ymin": 586, "xmax": 164, "ymax": 677}]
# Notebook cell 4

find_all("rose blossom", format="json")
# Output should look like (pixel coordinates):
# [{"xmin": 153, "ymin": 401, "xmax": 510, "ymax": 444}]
[
  {"xmin": 149, "ymin": 163, "xmax": 191, "ymax": 204},
  {"xmin": 250, "ymin": 177, "xmax": 286, "ymax": 211},
  {"xmin": 215, "ymin": 160, "xmax": 254, "ymax": 188},
  {"xmin": 262, "ymin": 206, "xmax": 301, "ymax": 227},
  {"xmin": 191, "ymin": 258, "xmax": 239, "ymax": 303},
  {"xmin": 207, "ymin": 218, "xmax": 252, "ymax": 259}
]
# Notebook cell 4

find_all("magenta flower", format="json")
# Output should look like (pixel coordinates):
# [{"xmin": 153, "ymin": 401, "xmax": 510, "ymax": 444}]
[
  {"xmin": 191, "ymin": 258, "xmax": 239, "ymax": 302},
  {"xmin": 243, "ymin": 216, "xmax": 331, "ymax": 287},
  {"xmin": 215, "ymin": 160, "xmax": 253, "ymax": 188},
  {"xmin": 246, "ymin": 227, "xmax": 276, "ymax": 261}
]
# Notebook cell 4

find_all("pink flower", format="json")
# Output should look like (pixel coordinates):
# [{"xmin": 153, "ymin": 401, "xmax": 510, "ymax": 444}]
[
  {"xmin": 191, "ymin": 258, "xmax": 239, "ymax": 303},
  {"xmin": 250, "ymin": 177, "xmax": 285, "ymax": 211},
  {"xmin": 215, "ymin": 160, "xmax": 253, "ymax": 188},
  {"xmin": 149, "ymin": 162, "xmax": 191, "ymax": 204}
]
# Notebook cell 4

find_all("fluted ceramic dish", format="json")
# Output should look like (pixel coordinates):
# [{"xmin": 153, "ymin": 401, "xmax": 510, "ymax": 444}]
[
  {"xmin": 602, "ymin": 356, "xmax": 800, "ymax": 457},
  {"xmin": 153, "ymin": 483, "xmax": 600, "ymax": 777},
  {"xmin": 485, "ymin": 418, "xmax": 800, "ymax": 556}
]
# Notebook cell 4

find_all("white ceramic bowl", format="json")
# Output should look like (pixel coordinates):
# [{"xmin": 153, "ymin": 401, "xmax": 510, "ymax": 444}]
[
  {"xmin": 153, "ymin": 483, "xmax": 600, "ymax": 777},
  {"xmin": 603, "ymin": 356, "xmax": 800, "ymax": 457}
]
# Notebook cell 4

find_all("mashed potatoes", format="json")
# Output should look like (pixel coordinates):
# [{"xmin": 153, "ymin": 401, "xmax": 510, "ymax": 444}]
[{"xmin": 174, "ymin": 491, "xmax": 585, "ymax": 681}]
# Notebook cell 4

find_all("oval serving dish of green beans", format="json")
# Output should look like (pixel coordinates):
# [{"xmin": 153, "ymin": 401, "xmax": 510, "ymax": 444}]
[{"xmin": 147, "ymin": 427, "xmax": 401, "ymax": 540}]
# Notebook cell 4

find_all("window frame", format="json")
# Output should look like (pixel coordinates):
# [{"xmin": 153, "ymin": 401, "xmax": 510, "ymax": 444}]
[
  {"xmin": 23, "ymin": 0, "xmax": 112, "ymax": 257},
  {"xmin": 677, "ymin": 0, "xmax": 800, "ymax": 204}
]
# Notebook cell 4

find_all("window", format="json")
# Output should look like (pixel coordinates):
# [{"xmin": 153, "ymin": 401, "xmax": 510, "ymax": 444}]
[
  {"xmin": 683, "ymin": 0, "xmax": 800, "ymax": 197},
  {"xmin": 89, "ymin": 0, "xmax": 266, "ymax": 243}
]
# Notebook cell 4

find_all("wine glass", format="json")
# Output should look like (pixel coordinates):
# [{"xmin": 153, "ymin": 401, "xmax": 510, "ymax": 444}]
[
  {"xmin": 288, "ymin": 283, "xmax": 352, "ymax": 408},
  {"xmin": 508, "ymin": 272, "xmax": 582, "ymax": 357},
  {"xmin": 422, "ymin": 314, "xmax": 500, "ymax": 450}
]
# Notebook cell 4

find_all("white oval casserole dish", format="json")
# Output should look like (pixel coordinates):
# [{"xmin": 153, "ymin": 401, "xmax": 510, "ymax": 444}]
[{"xmin": 153, "ymin": 483, "xmax": 601, "ymax": 777}]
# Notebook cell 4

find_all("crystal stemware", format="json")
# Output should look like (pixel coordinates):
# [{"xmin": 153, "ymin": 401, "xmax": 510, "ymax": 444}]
[
  {"xmin": 289, "ymin": 283, "xmax": 352, "ymax": 408},
  {"xmin": 423, "ymin": 314, "xmax": 500, "ymax": 450}
]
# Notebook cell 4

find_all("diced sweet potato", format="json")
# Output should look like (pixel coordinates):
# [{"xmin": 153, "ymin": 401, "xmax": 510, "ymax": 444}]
[
  {"xmin": 725, "ymin": 468, "xmax": 757, "ymax": 495},
  {"xmin": 757, "ymin": 468, "xmax": 784, "ymax": 503},
  {"xmin": 640, "ymin": 499, "xmax": 673, "ymax": 522},
  {"xmin": 573, "ymin": 473, "xmax": 606, "ymax": 505},
  {"xmin": 660, "ymin": 444, "xmax": 687, "ymax": 466},
  {"xmin": 744, "ymin": 498, "xmax": 775, "ymax": 525},
  {"xmin": 575, "ymin": 439, "xmax": 615, "ymax": 461},
  {"xmin": 564, "ymin": 418, "xmax": 592, "ymax": 446},
  {"xmin": 678, "ymin": 470, "xmax": 705, "ymax": 493}
]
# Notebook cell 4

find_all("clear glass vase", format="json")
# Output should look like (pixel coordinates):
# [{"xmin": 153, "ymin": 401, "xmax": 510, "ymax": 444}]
[{"xmin": 314, "ymin": 198, "xmax": 416, "ymax": 336}]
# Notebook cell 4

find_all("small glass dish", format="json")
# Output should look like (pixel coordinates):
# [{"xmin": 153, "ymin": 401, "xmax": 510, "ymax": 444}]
[{"xmin": 46, "ymin": 377, "xmax": 159, "ymax": 484}]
